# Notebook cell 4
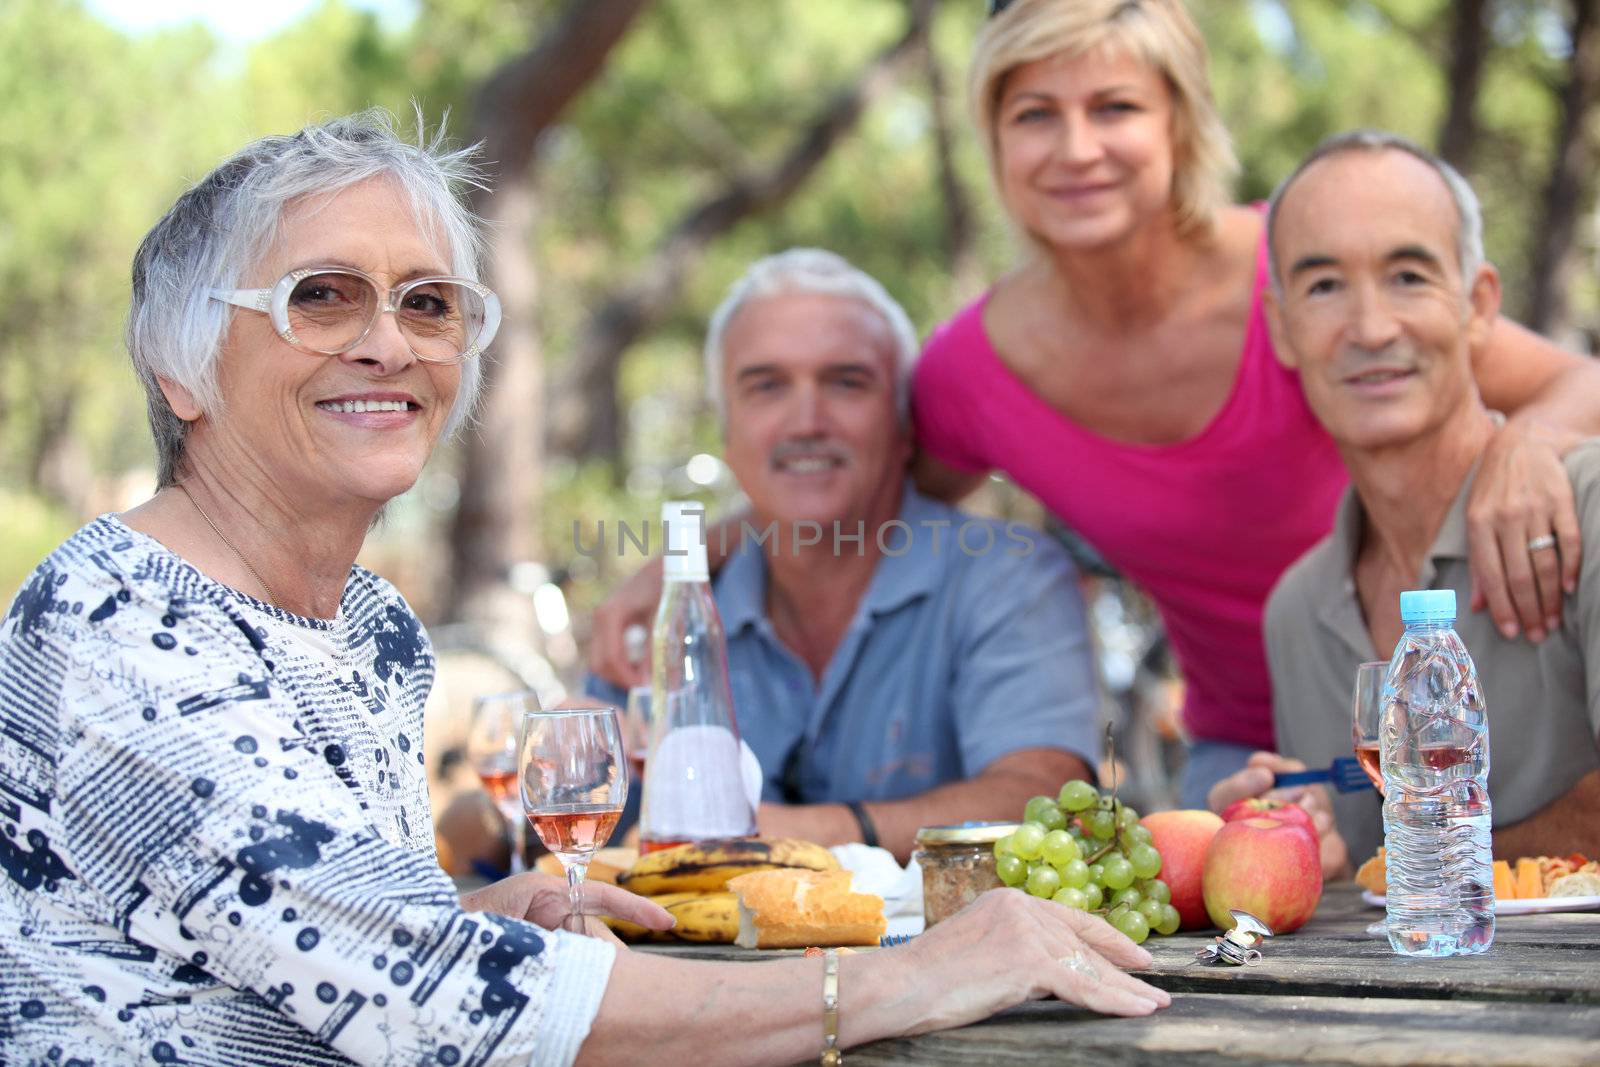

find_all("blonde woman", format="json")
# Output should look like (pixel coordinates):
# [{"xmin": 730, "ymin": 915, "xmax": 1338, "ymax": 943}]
[{"xmin": 910, "ymin": 0, "xmax": 1600, "ymax": 805}]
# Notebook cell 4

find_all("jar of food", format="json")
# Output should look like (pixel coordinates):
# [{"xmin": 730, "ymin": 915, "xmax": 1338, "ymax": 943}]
[{"xmin": 913, "ymin": 821, "xmax": 1019, "ymax": 928}]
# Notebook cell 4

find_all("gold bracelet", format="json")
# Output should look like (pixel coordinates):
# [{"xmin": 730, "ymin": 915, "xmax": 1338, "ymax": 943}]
[{"xmin": 821, "ymin": 949, "xmax": 841, "ymax": 1066}]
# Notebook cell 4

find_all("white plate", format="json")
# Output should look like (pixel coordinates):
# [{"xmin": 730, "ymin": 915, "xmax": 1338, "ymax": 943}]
[{"xmin": 1361, "ymin": 889, "xmax": 1600, "ymax": 916}]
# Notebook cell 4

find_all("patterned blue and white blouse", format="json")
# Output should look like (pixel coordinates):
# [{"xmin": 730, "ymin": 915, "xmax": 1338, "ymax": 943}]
[{"xmin": 0, "ymin": 517, "xmax": 613, "ymax": 1065}]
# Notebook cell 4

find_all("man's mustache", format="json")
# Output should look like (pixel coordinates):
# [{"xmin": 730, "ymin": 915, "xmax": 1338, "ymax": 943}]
[{"xmin": 768, "ymin": 440, "xmax": 852, "ymax": 467}]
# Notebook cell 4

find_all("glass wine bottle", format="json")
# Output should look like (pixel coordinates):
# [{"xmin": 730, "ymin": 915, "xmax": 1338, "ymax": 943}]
[{"xmin": 638, "ymin": 501, "xmax": 757, "ymax": 851}]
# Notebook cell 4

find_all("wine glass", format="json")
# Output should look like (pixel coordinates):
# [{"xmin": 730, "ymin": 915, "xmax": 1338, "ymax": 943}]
[
  {"xmin": 1350, "ymin": 661, "xmax": 1387, "ymax": 793},
  {"xmin": 520, "ymin": 706, "xmax": 627, "ymax": 935},
  {"xmin": 1351, "ymin": 661, "xmax": 1389, "ymax": 936},
  {"xmin": 468, "ymin": 689, "xmax": 540, "ymax": 875},
  {"xmin": 622, "ymin": 685, "xmax": 653, "ymax": 785}
]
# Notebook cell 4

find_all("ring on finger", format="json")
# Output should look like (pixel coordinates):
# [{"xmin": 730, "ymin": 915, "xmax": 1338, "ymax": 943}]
[
  {"xmin": 1058, "ymin": 947, "xmax": 1099, "ymax": 981},
  {"xmin": 1527, "ymin": 534, "xmax": 1558, "ymax": 553}
]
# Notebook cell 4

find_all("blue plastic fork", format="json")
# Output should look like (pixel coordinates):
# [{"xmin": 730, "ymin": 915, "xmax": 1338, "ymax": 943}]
[
  {"xmin": 878, "ymin": 933, "xmax": 915, "ymax": 947},
  {"xmin": 1272, "ymin": 757, "xmax": 1374, "ymax": 794}
]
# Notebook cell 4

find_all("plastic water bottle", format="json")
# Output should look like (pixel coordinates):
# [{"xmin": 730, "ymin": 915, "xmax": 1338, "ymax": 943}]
[
  {"xmin": 637, "ymin": 501, "xmax": 757, "ymax": 851},
  {"xmin": 1380, "ymin": 589, "xmax": 1494, "ymax": 957}
]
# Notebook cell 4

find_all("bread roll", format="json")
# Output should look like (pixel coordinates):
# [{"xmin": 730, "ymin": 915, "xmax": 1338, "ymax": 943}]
[
  {"xmin": 727, "ymin": 869, "xmax": 886, "ymax": 949},
  {"xmin": 1547, "ymin": 871, "xmax": 1600, "ymax": 897}
]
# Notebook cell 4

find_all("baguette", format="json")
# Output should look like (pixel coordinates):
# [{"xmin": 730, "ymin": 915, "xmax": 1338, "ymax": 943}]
[{"xmin": 727, "ymin": 869, "xmax": 886, "ymax": 949}]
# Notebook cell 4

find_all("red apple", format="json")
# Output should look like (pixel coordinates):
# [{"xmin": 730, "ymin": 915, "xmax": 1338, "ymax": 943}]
[
  {"xmin": 1140, "ymin": 810, "xmax": 1224, "ymax": 930},
  {"xmin": 1218, "ymin": 797, "xmax": 1318, "ymax": 851},
  {"xmin": 1202, "ymin": 816, "xmax": 1323, "ymax": 934}
]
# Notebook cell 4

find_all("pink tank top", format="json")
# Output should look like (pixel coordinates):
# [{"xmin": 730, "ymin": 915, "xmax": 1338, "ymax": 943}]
[{"xmin": 913, "ymin": 233, "xmax": 1347, "ymax": 750}]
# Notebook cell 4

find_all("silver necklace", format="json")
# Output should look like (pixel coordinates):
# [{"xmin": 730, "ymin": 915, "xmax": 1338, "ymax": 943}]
[{"xmin": 176, "ymin": 482, "xmax": 281, "ymax": 608}]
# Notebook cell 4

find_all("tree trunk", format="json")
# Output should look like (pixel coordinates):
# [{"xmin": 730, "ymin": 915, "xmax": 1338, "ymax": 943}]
[
  {"xmin": 922, "ymin": 23, "xmax": 983, "ymax": 302},
  {"xmin": 1436, "ymin": 0, "xmax": 1489, "ymax": 171},
  {"xmin": 550, "ymin": 0, "xmax": 939, "ymax": 468},
  {"xmin": 28, "ymin": 384, "xmax": 87, "ymax": 515},
  {"xmin": 443, "ymin": 0, "xmax": 656, "ymax": 627},
  {"xmin": 446, "ymin": 178, "xmax": 544, "ymax": 628},
  {"xmin": 1527, "ymin": 0, "xmax": 1600, "ymax": 338}
]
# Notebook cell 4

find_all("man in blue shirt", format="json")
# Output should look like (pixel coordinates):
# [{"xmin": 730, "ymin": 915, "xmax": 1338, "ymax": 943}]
[{"xmin": 591, "ymin": 249, "xmax": 1098, "ymax": 860}]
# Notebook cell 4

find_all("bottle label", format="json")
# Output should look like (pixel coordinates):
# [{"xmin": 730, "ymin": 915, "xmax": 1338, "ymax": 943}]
[{"xmin": 642, "ymin": 723, "xmax": 759, "ymax": 838}]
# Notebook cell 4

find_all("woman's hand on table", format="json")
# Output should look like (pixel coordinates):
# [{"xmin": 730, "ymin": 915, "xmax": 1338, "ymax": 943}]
[
  {"xmin": 1208, "ymin": 751, "xmax": 1351, "ymax": 881},
  {"xmin": 888, "ymin": 888, "xmax": 1170, "ymax": 1031},
  {"xmin": 460, "ymin": 872, "xmax": 674, "ymax": 946}
]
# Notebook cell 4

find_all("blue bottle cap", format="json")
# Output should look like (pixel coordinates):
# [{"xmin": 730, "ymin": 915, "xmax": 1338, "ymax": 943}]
[{"xmin": 1399, "ymin": 589, "xmax": 1456, "ymax": 623}]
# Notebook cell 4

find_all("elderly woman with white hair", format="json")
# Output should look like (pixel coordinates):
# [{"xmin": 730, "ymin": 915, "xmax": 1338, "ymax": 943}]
[{"xmin": 0, "ymin": 112, "xmax": 1168, "ymax": 1066}]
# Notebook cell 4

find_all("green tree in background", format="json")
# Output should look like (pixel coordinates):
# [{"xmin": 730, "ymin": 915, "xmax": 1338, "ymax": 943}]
[
  {"xmin": 0, "ymin": 0, "xmax": 1595, "ymax": 646},
  {"xmin": 0, "ymin": 1, "xmax": 226, "ymax": 507}
]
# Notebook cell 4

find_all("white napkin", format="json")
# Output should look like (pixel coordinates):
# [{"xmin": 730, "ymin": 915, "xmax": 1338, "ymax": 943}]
[{"xmin": 830, "ymin": 843, "xmax": 926, "ymax": 937}]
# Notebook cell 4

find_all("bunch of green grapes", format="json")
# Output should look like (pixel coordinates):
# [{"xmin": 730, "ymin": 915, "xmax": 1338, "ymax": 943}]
[{"xmin": 993, "ymin": 781, "xmax": 1179, "ymax": 945}]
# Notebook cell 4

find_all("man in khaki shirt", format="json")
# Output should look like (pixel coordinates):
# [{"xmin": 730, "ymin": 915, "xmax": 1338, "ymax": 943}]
[{"xmin": 1209, "ymin": 130, "xmax": 1600, "ymax": 872}]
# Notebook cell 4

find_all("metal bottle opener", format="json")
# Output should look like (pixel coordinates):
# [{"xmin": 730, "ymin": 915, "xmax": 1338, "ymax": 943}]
[{"xmin": 1193, "ymin": 911, "xmax": 1274, "ymax": 966}]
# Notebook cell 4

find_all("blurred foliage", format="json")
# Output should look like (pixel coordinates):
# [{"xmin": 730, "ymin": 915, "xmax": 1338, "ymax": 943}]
[
  {"xmin": 1, "ymin": 0, "xmax": 1596, "ymax": 627},
  {"xmin": 0, "ymin": 490, "xmax": 76, "ymax": 604}
]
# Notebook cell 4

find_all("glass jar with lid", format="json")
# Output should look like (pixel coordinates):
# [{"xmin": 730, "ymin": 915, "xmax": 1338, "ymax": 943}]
[{"xmin": 913, "ymin": 821, "xmax": 1020, "ymax": 928}]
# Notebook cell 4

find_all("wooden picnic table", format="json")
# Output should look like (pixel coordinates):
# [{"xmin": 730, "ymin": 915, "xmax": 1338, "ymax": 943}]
[{"xmin": 639, "ymin": 884, "xmax": 1600, "ymax": 1065}]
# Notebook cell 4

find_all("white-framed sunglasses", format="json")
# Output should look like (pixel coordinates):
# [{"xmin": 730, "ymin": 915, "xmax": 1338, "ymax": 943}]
[{"xmin": 210, "ymin": 266, "xmax": 502, "ymax": 365}]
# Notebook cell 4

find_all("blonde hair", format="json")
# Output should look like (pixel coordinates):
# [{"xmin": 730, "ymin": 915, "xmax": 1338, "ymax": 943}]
[{"xmin": 970, "ymin": 0, "xmax": 1237, "ymax": 239}]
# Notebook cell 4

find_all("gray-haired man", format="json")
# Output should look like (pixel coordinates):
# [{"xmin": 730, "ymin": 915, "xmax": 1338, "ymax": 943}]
[
  {"xmin": 591, "ymin": 249, "xmax": 1098, "ymax": 860},
  {"xmin": 1209, "ymin": 132, "xmax": 1600, "ymax": 871}
]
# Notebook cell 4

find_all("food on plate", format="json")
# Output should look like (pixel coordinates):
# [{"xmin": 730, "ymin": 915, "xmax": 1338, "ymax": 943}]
[
  {"xmin": 1355, "ymin": 848, "xmax": 1386, "ymax": 895},
  {"xmin": 1359, "ymin": 850, "xmax": 1600, "ymax": 900},
  {"xmin": 1492, "ymin": 859, "xmax": 1515, "ymax": 901},
  {"xmin": 604, "ymin": 891, "xmax": 702, "ymax": 942},
  {"xmin": 603, "ymin": 890, "xmax": 743, "ymax": 944},
  {"xmin": 1140, "ymin": 810, "xmax": 1224, "ymax": 931},
  {"xmin": 656, "ymin": 891, "xmax": 742, "ymax": 943},
  {"xmin": 728, "ymin": 869, "xmax": 886, "ymax": 949},
  {"xmin": 1201, "ymin": 816, "xmax": 1323, "ymax": 934},
  {"xmin": 616, "ymin": 837, "xmax": 838, "ymax": 895},
  {"xmin": 1548, "ymin": 872, "xmax": 1600, "ymax": 897},
  {"xmin": 1515, "ymin": 858, "xmax": 1543, "ymax": 900},
  {"xmin": 914, "ymin": 822, "xmax": 1016, "ymax": 927},
  {"xmin": 1538, "ymin": 854, "xmax": 1600, "ymax": 893},
  {"xmin": 603, "ymin": 839, "xmax": 841, "ymax": 945}
]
